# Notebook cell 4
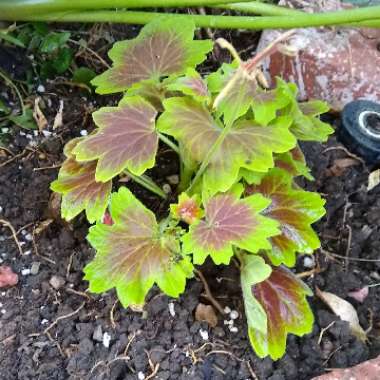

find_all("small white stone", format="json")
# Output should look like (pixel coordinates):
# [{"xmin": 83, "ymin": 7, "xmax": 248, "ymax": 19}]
[
  {"xmin": 42, "ymin": 130, "xmax": 52, "ymax": 137},
  {"xmin": 229, "ymin": 326, "xmax": 238, "ymax": 333},
  {"xmin": 0, "ymin": 303, "xmax": 3, "ymax": 307},
  {"xmin": 303, "ymin": 256, "xmax": 315, "ymax": 269},
  {"xmin": 24, "ymin": 250, "xmax": 32, "ymax": 256},
  {"xmin": 199, "ymin": 329, "xmax": 209, "ymax": 341},
  {"xmin": 1, "ymin": 309, "xmax": 6, "ymax": 314},
  {"xmin": 166, "ymin": 175, "xmax": 179, "ymax": 185},
  {"xmin": 41, "ymin": 319, "xmax": 49, "ymax": 325},
  {"xmin": 168, "ymin": 302, "xmax": 176, "ymax": 317},
  {"xmin": 37, "ymin": 84, "xmax": 45, "ymax": 93},
  {"xmin": 162, "ymin": 184, "xmax": 171, "ymax": 194},
  {"xmin": 224, "ymin": 319, "xmax": 233, "ymax": 326},
  {"xmin": 137, "ymin": 372, "xmax": 145, "ymax": 380},
  {"xmin": 224, "ymin": 306, "xmax": 231, "ymax": 314},
  {"xmin": 1, "ymin": 128, "xmax": 9, "ymax": 133},
  {"xmin": 80, "ymin": 129, "xmax": 88, "ymax": 136},
  {"xmin": 102, "ymin": 332, "xmax": 111, "ymax": 348},
  {"xmin": 21, "ymin": 268, "xmax": 31, "ymax": 276},
  {"xmin": 229, "ymin": 310, "xmax": 239, "ymax": 320},
  {"xmin": 0, "ymin": 206, "xmax": 3, "ymax": 213},
  {"xmin": 24, "ymin": 233, "xmax": 33, "ymax": 242}
]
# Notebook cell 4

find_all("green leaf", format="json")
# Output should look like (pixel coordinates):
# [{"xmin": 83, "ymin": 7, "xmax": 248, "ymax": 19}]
[
  {"xmin": 247, "ymin": 168, "xmax": 325, "ymax": 266},
  {"xmin": 91, "ymin": 17, "xmax": 213, "ymax": 94},
  {"xmin": 72, "ymin": 67, "xmax": 97, "ymax": 86},
  {"xmin": 241, "ymin": 254, "xmax": 272, "ymax": 334},
  {"xmin": 248, "ymin": 266, "xmax": 314, "ymax": 360},
  {"xmin": 73, "ymin": 96, "xmax": 158, "ymax": 182},
  {"xmin": 166, "ymin": 68, "xmax": 210, "ymax": 102},
  {"xmin": 51, "ymin": 47, "xmax": 73, "ymax": 74},
  {"xmin": 274, "ymin": 146, "xmax": 313, "ymax": 180},
  {"xmin": 206, "ymin": 61, "xmax": 237, "ymax": 94},
  {"xmin": 0, "ymin": 31, "xmax": 25, "ymax": 48},
  {"xmin": 50, "ymin": 138, "xmax": 112, "ymax": 223},
  {"xmin": 157, "ymin": 97, "xmax": 297, "ymax": 195},
  {"xmin": 84, "ymin": 187, "xmax": 193, "ymax": 308},
  {"xmin": 211, "ymin": 68, "xmax": 291, "ymax": 126},
  {"xmin": 40, "ymin": 32, "xmax": 71, "ymax": 53},
  {"xmin": 8, "ymin": 109, "xmax": 37, "ymax": 130},
  {"xmin": 277, "ymin": 81, "xmax": 333, "ymax": 142},
  {"xmin": 182, "ymin": 193, "xmax": 279, "ymax": 265}
]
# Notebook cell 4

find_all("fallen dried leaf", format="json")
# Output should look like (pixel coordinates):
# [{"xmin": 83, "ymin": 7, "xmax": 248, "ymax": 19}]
[
  {"xmin": 52, "ymin": 100, "xmax": 64, "ymax": 130},
  {"xmin": 368, "ymin": 169, "xmax": 380, "ymax": 191},
  {"xmin": 33, "ymin": 97, "xmax": 48, "ymax": 131},
  {"xmin": 348, "ymin": 286, "xmax": 369, "ymax": 303},
  {"xmin": 316, "ymin": 288, "xmax": 367, "ymax": 342},
  {"xmin": 0, "ymin": 266, "xmax": 18, "ymax": 288},
  {"xmin": 327, "ymin": 158, "xmax": 360, "ymax": 177},
  {"xmin": 195, "ymin": 303, "xmax": 218, "ymax": 327}
]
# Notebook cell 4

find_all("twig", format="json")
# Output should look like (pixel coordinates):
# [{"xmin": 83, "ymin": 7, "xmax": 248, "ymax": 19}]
[
  {"xmin": 145, "ymin": 349, "xmax": 160, "ymax": 380},
  {"xmin": 322, "ymin": 146, "xmax": 366, "ymax": 167},
  {"xmin": 0, "ymin": 218, "xmax": 23, "ymax": 255},
  {"xmin": 65, "ymin": 288, "xmax": 91, "ymax": 300},
  {"xmin": 32, "ymin": 227, "xmax": 56, "ymax": 264},
  {"xmin": 195, "ymin": 269, "xmax": 225, "ymax": 315},
  {"xmin": 320, "ymin": 248, "xmax": 380, "ymax": 263},
  {"xmin": 44, "ymin": 302, "xmax": 85, "ymax": 335},
  {"xmin": 246, "ymin": 361, "xmax": 259, "ymax": 380},
  {"xmin": 0, "ymin": 150, "xmax": 27, "ymax": 168},
  {"xmin": 33, "ymin": 164, "xmax": 61, "ymax": 171},
  {"xmin": 110, "ymin": 299, "xmax": 118, "ymax": 329},
  {"xmin": 206, "ymin": 349, "xmax": 244, "ymax": 362},
  {"xmin": 0, "ymin": 146, "xmax": 15, "ymax": 156},
  {"xmin": 317, "ymin": 321, "xmax": 335, "ymax": 345},
  {"xmin": 69, "ymin": 38, "xmax": 110, "ymax": 68},
  {"xmin": 344, "ymin": 225, "xmax": 352, "ymax": 271}
]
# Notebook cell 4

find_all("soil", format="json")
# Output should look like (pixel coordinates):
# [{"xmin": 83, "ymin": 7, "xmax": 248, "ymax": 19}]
[{"xmin": 1, "ymin": 25, "xmax": 380, "ymax": 380}]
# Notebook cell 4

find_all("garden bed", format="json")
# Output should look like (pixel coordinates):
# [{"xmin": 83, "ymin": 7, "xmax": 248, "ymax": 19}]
[{"xmin": 1, "ymin": 24, "xmax": 380, "ymax": 380}]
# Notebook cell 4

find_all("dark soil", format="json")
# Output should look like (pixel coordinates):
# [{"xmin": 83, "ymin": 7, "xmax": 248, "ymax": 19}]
[{"xmin": 1, "ymin": 26, "xmax": 380, "ymax": 380}]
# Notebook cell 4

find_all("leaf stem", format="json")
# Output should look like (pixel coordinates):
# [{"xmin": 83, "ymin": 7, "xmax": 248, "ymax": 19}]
[
  {"xmin": 1, "ymin": 9, "xmax": 380, "ymax": 29},
  {"xmin": 124, "ymin": 170, "xmax": 167, "ymax": 199},
  {"xmin": 0, "ymin": 69, "xmax": 25, "ymax": 115},
  {"xmin": 158, "ymin": 132, "xmax": 180, "ymax": 154}
]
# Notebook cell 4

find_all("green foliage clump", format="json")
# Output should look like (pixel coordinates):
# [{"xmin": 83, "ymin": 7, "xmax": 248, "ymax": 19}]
[{"xmin": 51, "ymin": 17, "xmax": 333, "ymax": 360}]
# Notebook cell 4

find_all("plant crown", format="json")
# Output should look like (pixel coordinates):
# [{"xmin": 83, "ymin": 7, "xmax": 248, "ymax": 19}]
[{"xmin": 51, "ymin": 17, "xmax": 333, "ymax": 360}]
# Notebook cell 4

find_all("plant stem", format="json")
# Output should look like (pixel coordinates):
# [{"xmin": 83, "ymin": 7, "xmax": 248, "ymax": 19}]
[
  {"xmin": 178, "ymin": 164, "xmax": 194, "ymax": 193},
  {"xmin": 158, "ymin": 132, "xmax": 180, "ymax": 155},
  {"xmin": 213, "ymin": 1, "xmax": 304, "ymax": 16},
  {"xmin": 124, "ymin": 170, "xmax": 166, "ymax": 199},
  {"xmin": 0, "ymin": 69, "xmax": 25, "ymax": 115},
  {"xmin": 0, "ymin": 0, "xmax": 256, "ymax": 17},
  {"xmin": 3, "ymin": 9, "xmax": 380, "ymax": 29}
]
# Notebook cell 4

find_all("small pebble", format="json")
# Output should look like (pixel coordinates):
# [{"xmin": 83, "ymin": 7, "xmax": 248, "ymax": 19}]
[
  {"xmin": 80, "ymin": 130, "xmax": 88, "ymax": 136},
  {"xmin": 162, "ymin": 184, "xmax": 171, "ymax": 194},
  {"xmin": 30, "ymin": 262, "xmax": 40, "ymax": 275},
  {"xmin": 49, "ymin": 275, "xmax": 65, "ymax": 290},
  {"xmin": 1, "ymin": 309, "xmax": 6, "ymax": 314},
  {"xmin": 166, "ymin": 175, "xmax": 179, "ymax": 185},
  {"xmin": 199, "ymin": 329, "xmax": 209, "ymax": 341},
  {"xmin": 102, "ymin": 332, "xmax": 111, "ymax": 348},
  {"xmin": 37, "ymin": 84, "xmax": 45, "ymax": 93},
  {"xmin": 93, "ymin": 325, "xmax": 103, "ymax": 342},
  {"xmin": 42, "ymin": 130, "xmax": 52, "ymax": 137},
  {"xmin": 41, "ymin": 319, "xmax": 49, "ymax": 325},
  {"xmin": 24, "ymin": 233, "xmax": 33, "ymax": 242},
  {"xmin": 137, "ymin": 372, "xmax": 145, "ymax": 380},
  {"xmin": 21, "ymin": 268, "xmax": 31, "ymax": 276},
  {"xmin": 303, "ymin": 256, "xmax": 315, "ymax": 269},
  {"xmin": 168, "ymin": 302, "xmax": 176, "ymax": 317},
  {"xmin": 229, "ymin": 326, "xmax": 238, "ymax": 333},
  {"xmin": 224, "ymin": 306, "xmax": 231, "ymax": 314},
  {"xmin": 229, "ymin": 310, "xmax": 239, "ymax": 320},
  {"xmin": 24, "ymin": 250, "xmax": 31, "ymax": 256}
]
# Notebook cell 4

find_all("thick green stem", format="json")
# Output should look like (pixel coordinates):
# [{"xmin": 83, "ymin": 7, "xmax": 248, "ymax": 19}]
[
  {"xmin": 124, "ymin": 170, "xmax": 167, "ymax": 199},
  {"xmin": 213, "ymin": 1, "xmax": 304, "ymax": 16},
  {"xmin": 158, "ymin": 132, "xmax": 180, "ymax": 155},
  {"xmin": 178, "ymin": 164, "xmax": 194, "ymax": 193},
  {"xmin": 2, "ymin": 9, "xmax": 380, "ymax": 29},
  {"xmin": 0, "ymin": 0, "xmax": 255, "ymax": 17}
]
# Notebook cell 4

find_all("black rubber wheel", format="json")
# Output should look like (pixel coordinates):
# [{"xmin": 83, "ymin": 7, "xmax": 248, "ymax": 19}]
[{"xmin": 340, "ymin": 100, "xmax": 380, "ymax": 164}]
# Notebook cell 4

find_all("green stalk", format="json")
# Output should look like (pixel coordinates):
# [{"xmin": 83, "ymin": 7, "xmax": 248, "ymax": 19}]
[
  {"xmin": 0, "ymin": 0, "xmax": 256, "ymax": 17},
  {"xmin": 2, "ymin": 9, "xmax": 380, "ymax": 29},
  {"xmin": 158, "ymin": 132, "xmax": 180, "ymax": 155},
  {"xmin": 213, "ymin": 1, "xmax": 304, "ymax": 16},
  {"xmin": 0, "ymin": 69, "xmax": 25, "ymax": 115},
  {"xmin": 124, "ymin": 170, "xmax": 167, "ymax": 199}
]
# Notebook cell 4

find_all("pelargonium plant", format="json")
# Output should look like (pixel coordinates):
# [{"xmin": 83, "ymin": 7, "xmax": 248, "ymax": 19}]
[{"xmin": 51, "ymin": 17, "xmax": 333, "ymax": 360}]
